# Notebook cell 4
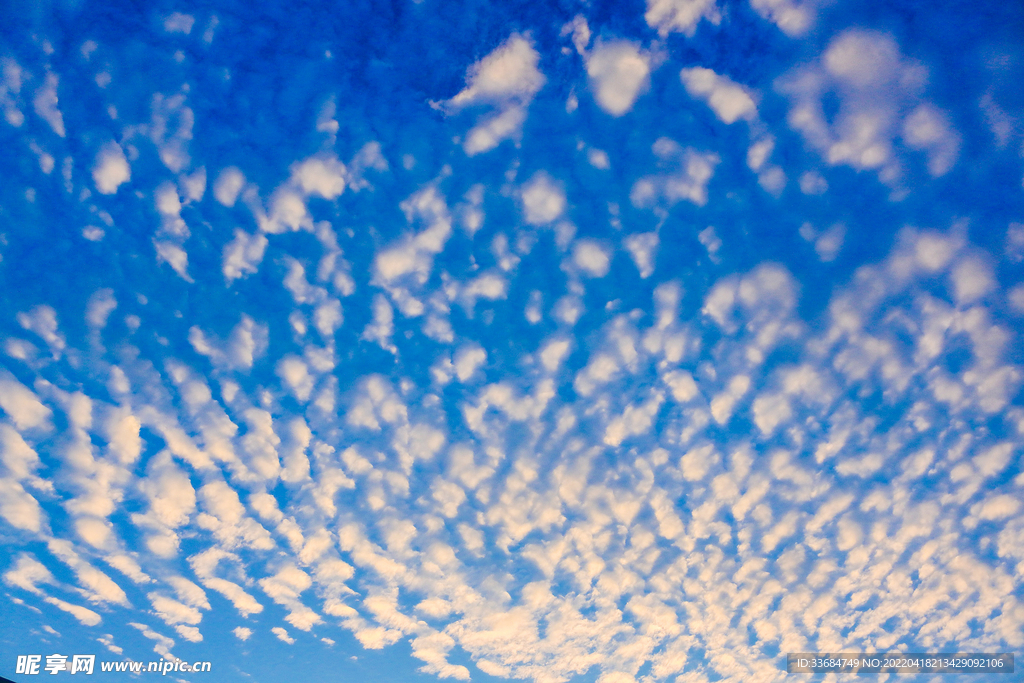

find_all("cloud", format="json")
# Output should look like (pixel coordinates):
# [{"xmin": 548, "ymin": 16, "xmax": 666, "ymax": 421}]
[
  {"xmin": 164, "ymin": 12, "xmax": 195, "ymax": 34},
  {"xmin": 749, "ymin": 0, "xmax": 817, "ymax": 36},
  {"xmin": 372, "ymin": 184, "xmax": 453, "ymax": 316},
  {"xmin": 149, "ymin": 92, "xmax": 194, "ymax": 173},
  {"xmin": 129, "ymin": 623, "xmax": 175, "ymax": 659},
  {"xmin": 2, "ymin": 19, "xmax": 1023, "ymax": 683},
  {"xmin": 85, "ymin": 289, "xmax": 118, "ymax": 329},
  {"xmin": 0, "ymin": 479, "xmax": 45, "ymax": 533},
  {"xmin": 362, "ymin": 295, "xmax": 396, "ymax": 353},
  {"xmin": 571, "ymin": 240, "xmax": 611, "ymax": 277},
  {"xmin": 222, "ymin": 229, "xmax": 268, "ymax": 283},
  {"xmin": 154, "ymin": 240, "xmax": 192, "ymax": 281},
  {"xmin": 445, "ymin": 34, "xmax": 546, "ymax": 155},
  {"xmin": 778, "ymin": 29, "xmax": 960, "ymax": 184},
  {"xmin": 586, "ymin": 40, "xmax": 651, "ymax": 117},
  {"xmin": 520, "ymin": 172, "xmax": 566, "ymax": 225},
  {"xmin": 272, "ymin": 626, "xmax": 296, "ymax": 644},
  {"xmin": 16, "ymin": 305, "xmax": 65, "ymax": 358},
  {"xmin": 189, "ymin": 314, "xmax": 268, "ymax": 371},
  {"xmin": 33, "ymin": 73, "xmax": 65, "ymax": 137},
  {"xmin": 680, "ymin": 67, "xmax": 757, "ymax": 124},
  {"xmin": 45, "ymin": 597, "xmax": 102, "ymax": 626},
  {"xmin": 92, "ymin": 142, "xmax": 130, "ymax": 194},
  {"xmin": 214, "ymin": 167, "xmax": 245, "ymax": 207},
  {"xmin": 630, "ymin": 138, "xmax": 719, "ymax": 209},
  {"xmin": 46, "ymin": 539, "xmax": 130, "ymax": 606},
  {"xmin": 453, "ymin": 345, "xmax": 487, "ymax": 382},
  {"xmin": 0, "ymin": 373, "xmax": 52, "ymax": 431},
  {"xmin": 277, "ymin": 356, "xmax": 315, "ymax": 402},
  {"xmin": 3, "ymin": 554, "xmax": 56, "ymax": 594},
  {"xmin": 644, "ymin": 0, "xmax": 720, "ymax": 36},
  {"xmin": 0, "ymin": 424, "xmax": 44, "ymax": 483},
  {"xmin": 188, "ymin": 548, "xmax": 264, "ymax": 616},
  {"xmin": 624, "ymin": 232, "xmax": 659, "ymax": 278},
  {"xmin": 133, "ymin": 453, "xmax": 197, "ymax": 557},
  {"xmin": 259, "ymin": 564, "xmax": 322, "ymax": 630}
]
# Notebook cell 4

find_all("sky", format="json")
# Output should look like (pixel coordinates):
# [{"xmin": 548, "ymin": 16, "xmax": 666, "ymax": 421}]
[{"xmin": 1, "ymin": 0, "xmax": 1024, "ymax": 681}]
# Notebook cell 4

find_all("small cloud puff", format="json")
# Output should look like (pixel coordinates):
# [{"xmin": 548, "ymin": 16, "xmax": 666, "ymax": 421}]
[
  {"xmin": 520, "ymin": 172, "xmax": 566, "ymax": 225},
  {"xmin": 586, "ymin": 40, "xmax": 652, "ymax": 117},
  {"xmin": 680, "ymin": 67, "xmax": 757, "ymax": 124},
  {"xmin": 445, "ymin": 34, "xmax": 546, "ymax": 155},
  {"xmin": 631, "ymin": 138, "xmax": 719, "ymax": 209},
  {"xmin": 645, "ymin": 0, "xmax": 720, "ymax": 36},
  {"xmin": 272, "ymin": 626, "xmax": 296, "ymax": 644},
  {"xmin": 92, "ymin": 142, "xmax": 131, "ymax": 194}
]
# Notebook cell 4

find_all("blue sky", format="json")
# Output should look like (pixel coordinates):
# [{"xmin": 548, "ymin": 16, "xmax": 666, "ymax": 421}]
[{"xmin": 1, "ymin": 0, "xmax": 1024, "ymax": 681}]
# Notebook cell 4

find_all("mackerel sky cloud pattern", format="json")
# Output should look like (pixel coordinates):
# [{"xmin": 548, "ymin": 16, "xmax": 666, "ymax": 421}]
[{"xmin": 1, "ymin": 1, "xmax": 1023, "ymax": 682}]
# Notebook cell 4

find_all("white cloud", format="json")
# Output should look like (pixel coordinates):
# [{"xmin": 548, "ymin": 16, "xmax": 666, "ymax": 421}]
[
  {"xmin": 290, "ymin": 155, "xmax": 346, "ymax": 199},
  {"xmin": 814, "ymin": 223, "xmax": 846, "ymax": 262},
  {"xmin": 1006, "ymin": 223, "xmax": 1024, "ymax": 262},
  {"xmin": 234, "ymin": 626, "xmax": 252, "ymax": 640},
  {"xmin": 93, "ymin": 142, "xmax": 130, "ymax": 194},
  {"xmin": 1, "ymin": 58, "xmax": 25, "ymax": 126},
  {"xmin": 698, "ymin": 226, "xmax": 722, "ymax": 263},
  {"xmin": 154, "ymin": 241, "xmax": 192, "ymax": 281},
  {"xmin": 372, "ymin": 185, "xmax": 452, "ymax": 315},
  {"xmin": 454, "ymin": 345, "xmax": 487, "ymax": 382},
  {"xmin": 0, "ymin": 372, "xmax": 52, "ymax": 430},
  {"xmin": 188, "ymin": 314, "xmax": 268, "ymax": 370},
  {"xmin": 446, "ymin": 34, "xmax": 545, "ymax": 155},
  {"xmin": 586, "ymin": 41, "xmax": 651, "ymax": 117},
  {"xmin": 222, "ymin": 229, "xmax": 268, "ymax": 283},
  {"xmin": 972, "ymin": 495, "xmax": 1020, "ymax": 522},
  {"xmin": 604, "ymin": 392, "xmax": 665, "ymax": 446},
  {"xmin": 17, "ymin": 305, "xmax": 65, "ymax": 358},
  {"xmin": 3, "ymin": 554, "xmax": 55, "ymax": 594},
  {"xmin": 1009, "ymin": 284, "xmax": 1024, "ymax": 313},
  {"xmin": 521, "ymin": 173, "xmax": 566, "ymax": 225},
  {"xmin": 46, "ymin": 597, "xmax": 101, "ymax": 626},
  {"xmin": 778, "ymin": 29, "xmax": 960, "ymax": 183},
  {"xmin": 799, "ymin": 170, "xmax": 828, "ymax": 194},
  {"xmin": 362, "ymin": 294, "xmax": 396, "ymax": 354},
  {"xmin": 164, "ymin": 12, "xmax": 195, "ymax": 34},
  {"xmin": 588, "ymin": 148, "xmax": 611, "ymax": 169},
  {"xmin": 260, "ymin": 565, "xmax": 321, "ymax": 631},
  {"xmin": 46, "ymin": 539, "xmax": 129, "ymax": 606},
  {"xmin": 902, "ymin": 104, "xmax": 960, "ymax": 177},
  {"xmin": 950, "ymin": 257, "xmax": 994, "ymax": 304},
  {"xmin": 749, "ymin": 0, "xmax": 816, "ymax": 36},
  {"xmin": 149, "ymin": 92, "xmax": 194, "ymax": 173},
  {"xmin": 129, "ymin": 622, "xmax": 175, "ymax": 659},
  {"xmin": 680, "ymin": 67, "xmax": 756, "ymax": 124},
  {"xmin": 33, "ymin": 73, "xmax": 65, "ymax": 137},
  {"xmin": 189, "ymin": 549, "xmax": 264, "ymax": 616},
  {"xmin": 631, "ymin": 138, "xmax": 719, "ymax": 209},
  {"xmin": 645, "ymin": 0, "xmax": 720, "ymax": 36},
  {"xmin": 572, "ymin": 240, "xmax": 611, "ymax": 277},
  {"xmin": 0, "ymin": 424, "xmax": 44, "ymax": 483},
  {"xmin": 539, "ymin": 338, "xmax": 572, "ymax": 373},
  {"xmin": 709, "ymin": 375, "xmax": 751, "ymax": 424},
  {"xmin": 277, "ymin": 356, "xmax": 314, "ymax": 402},
  {"xmin": 462, "ymin": 106, "xmax": 527, "ymax": 157},
  {"xmin": 85, "ymin": 289, "xmax": 117, "ymax": 329},
  {"xmin": 134, "ymin": 453, "xmax": 196, "ymax": 556},
  {"xmin": 624, "ymin": 232, "xmax": 659, "ymax": 278},
  {"xmin": 214, "ymin": 167, "xmax": 245, "ymax": 206}
]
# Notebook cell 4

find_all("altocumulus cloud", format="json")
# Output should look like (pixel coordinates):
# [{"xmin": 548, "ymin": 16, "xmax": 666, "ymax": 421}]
[{"xmin": 1, "ymin": 1, "xmax": 1023, "ymax": 682}]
